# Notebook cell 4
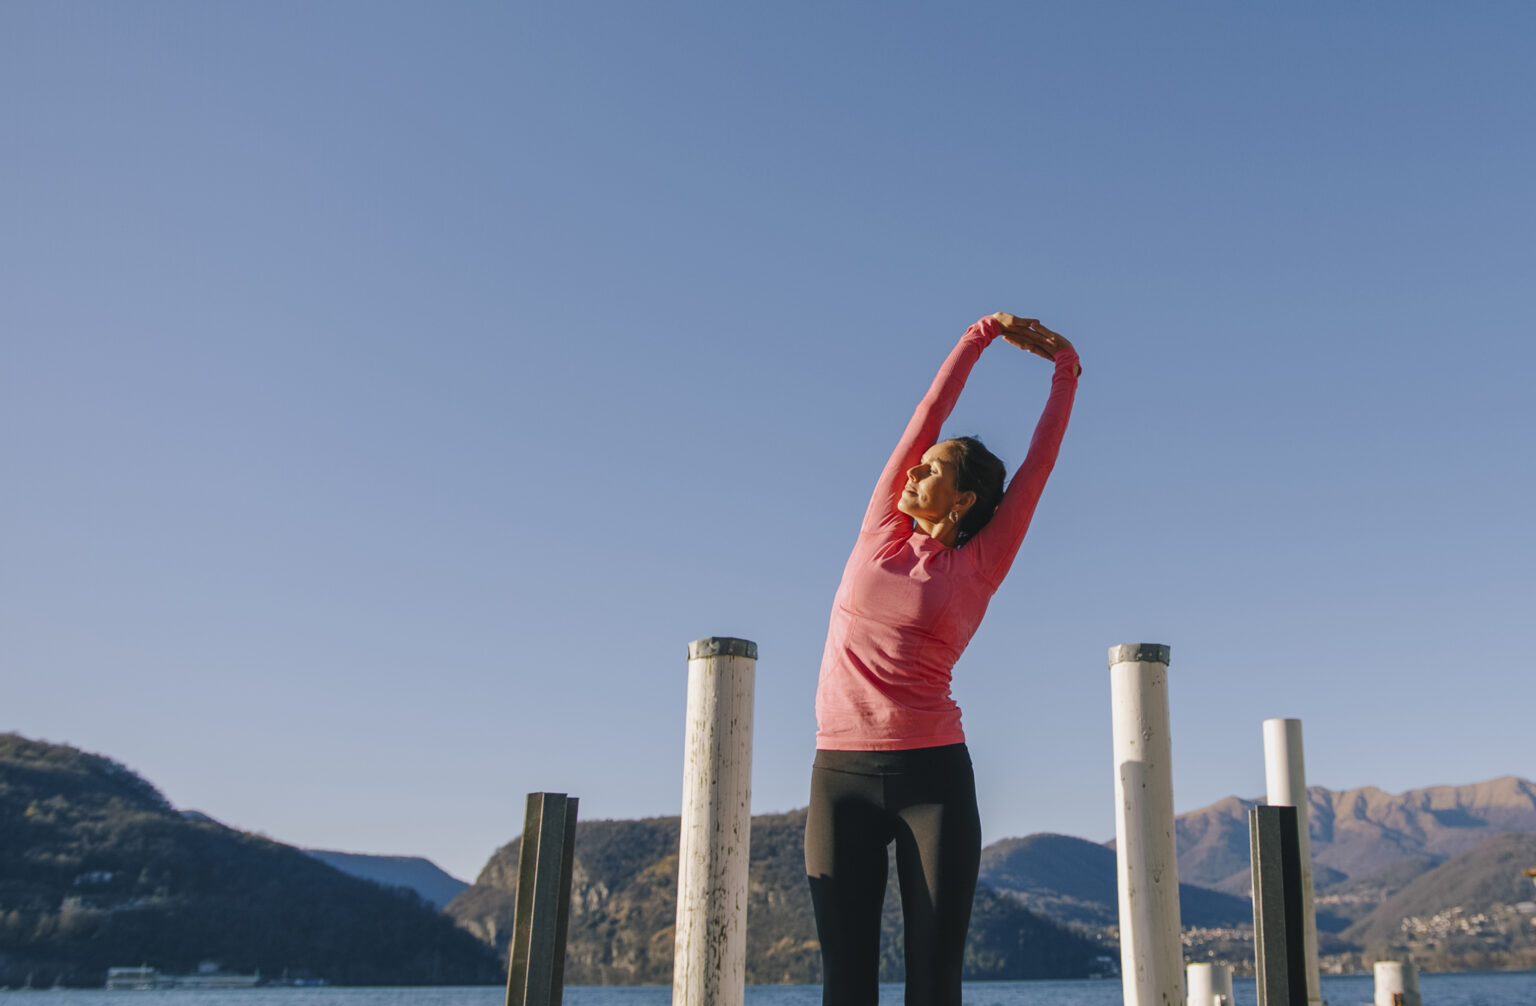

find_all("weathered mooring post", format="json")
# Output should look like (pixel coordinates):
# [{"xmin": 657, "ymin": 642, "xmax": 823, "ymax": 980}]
[
  {"xmin": 1187, "ymin": 962, "xmax": 1233, "ymax": 1006},
  {"xmin": 1263, "ymin": 718, "xmax": 1322, "ymax": 1006},
  {"xmin": 1250, "ymin": 805, "xmax": 1308, "ymax": 1006},
  {"xmin": 1373, "ymin": 961, "xmax": 1420, "ymax": 1006},
  {"xmin": 1109, "ymin": 643, "xmax": 1185, "ymax": 1006},
  {"xmin": 506, "ymin": 792, "xmax": 579, "ymax": 1006},
  {"xmin": 672, "ymin": 637, "xmax": 756, "ymax": 1006}
]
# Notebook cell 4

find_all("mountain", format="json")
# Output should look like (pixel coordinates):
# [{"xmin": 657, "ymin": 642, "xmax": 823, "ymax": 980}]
[
  {"xmin": 13, "ymin": 725, "xmax": 1530, "ymax": 986},
  {"xmin": 445, "ymin": 809, "xmax": 1107, "ymax": 984},
  {"xmin": 304, "ymin": 851, "xmax": 468, "ymax": 909},
  {"xmin": 1129, "ymin": 775, "xmax": 1536, "ymax": 968},
  {"xmin": 0, "ymin": 733, "xmax": 502, "ymax": 989},
  {"xmin": 978, "ymin": 832, "xmax": 1252, "ymax": 928}
]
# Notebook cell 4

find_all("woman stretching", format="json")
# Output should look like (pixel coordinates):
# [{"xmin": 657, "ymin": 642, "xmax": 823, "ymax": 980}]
[{"xmin": 805, "ymin": 312, "xmax": 1080, "ymax": 1006}]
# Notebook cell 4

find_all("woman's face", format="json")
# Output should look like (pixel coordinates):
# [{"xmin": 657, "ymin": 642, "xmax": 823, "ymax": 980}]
[{"xmin": 897, "ymin": 441, "xmax": 972, "ymax": 523}]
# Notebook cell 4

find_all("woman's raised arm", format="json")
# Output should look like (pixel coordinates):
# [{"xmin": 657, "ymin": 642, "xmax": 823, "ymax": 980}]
[
  {"xmin": 859, "ymin": 316, "xmax": 1004, "ymax": 534},
  {"xmin": 966, "ymin": 323, "xmax": 1080, "ymax": 582}
]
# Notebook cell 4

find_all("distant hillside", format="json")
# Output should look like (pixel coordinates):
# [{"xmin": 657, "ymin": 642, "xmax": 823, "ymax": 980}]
[
  {"xmin": 0, "ymin": 733, "xmax": 502, "ymax": 989},
  {"xmin": 446, "ymin": 809, "xmax": 1106, "ymax": 984},
  {"xmin": 1169, "ymin": 777, "xmax": 1536, "ymax": 905},
  {"xmin": 305, "ymin": 850, "xmax": 468, "ymax": 909},
  {"xmin": 1342, "ymin": 831, "xmax": 1536, "ymax": 969},
  {"xmin": 978, "ymin": 832, "xmax": 1252, "ymax": 928},
  {"xmin": 1313, "ymin": 857, "xmax": 1441, "ymax": 925}
]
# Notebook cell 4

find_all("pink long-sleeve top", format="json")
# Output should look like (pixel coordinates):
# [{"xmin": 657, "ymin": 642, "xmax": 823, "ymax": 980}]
[{"xmin": 814, "ymin": 316, "xmax": 1080, "ymax": 751}]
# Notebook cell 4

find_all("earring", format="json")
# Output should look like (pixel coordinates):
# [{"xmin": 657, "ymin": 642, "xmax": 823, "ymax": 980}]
[{"xmin": 948, "ymin": 510, "xmax": 959, "ymax": 523}]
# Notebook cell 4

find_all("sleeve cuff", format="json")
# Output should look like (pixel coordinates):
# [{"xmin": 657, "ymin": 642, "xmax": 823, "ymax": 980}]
[{"xmin": 973, "ymin": 316, "xmax": 1003, "ymax": 341}]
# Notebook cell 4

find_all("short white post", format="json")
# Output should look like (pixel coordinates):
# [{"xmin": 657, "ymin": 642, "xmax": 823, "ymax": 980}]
[
  {"xmin": 1186, "ymin": 962, "xmax": 1233, "ymax": 1006},
  {"xmin": 1109, "ymin": 643, "xmax": 1184, "ymax": 1006},
  {"xmin": 1373, "ymin": 960, "xmax": 1420, "ymax": 1006},
  {"xmin": 1263, "ymin": 718, "xmax": 1322, "ymax": 1006},
  {"xmin": 1187, "ymin": 962, "xmax": 1215, "ymax": 1006},
  {"xmin": 672, "ymin": 637, "xmax": 756, "ymax": 1006}
]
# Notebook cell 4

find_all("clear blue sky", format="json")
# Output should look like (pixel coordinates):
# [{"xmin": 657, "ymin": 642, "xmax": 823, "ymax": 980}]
[{"xmin": 4, "ymin": 3, "xmax": 1532, "ymax": 883}]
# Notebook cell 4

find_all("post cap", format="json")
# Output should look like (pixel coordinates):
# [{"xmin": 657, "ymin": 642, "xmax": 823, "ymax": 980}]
[
  {"xmin": 687, "ymin": 637, "xmax": 758, "ymax": 661},
  {"xmin": 1107, "ymin": 643, "xmax": 1170, "ymax": 668}
]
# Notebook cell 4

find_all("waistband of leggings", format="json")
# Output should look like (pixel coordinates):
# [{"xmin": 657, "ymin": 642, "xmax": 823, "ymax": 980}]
[{"xmin": 812, "ymin": 743, "xmax": 971, "ymax": 776}]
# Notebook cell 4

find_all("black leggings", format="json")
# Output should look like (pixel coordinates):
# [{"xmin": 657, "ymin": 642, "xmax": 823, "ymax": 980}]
[{"xmin": 804, "ymin": 744, "xmax": 982, "ymax": 1006}]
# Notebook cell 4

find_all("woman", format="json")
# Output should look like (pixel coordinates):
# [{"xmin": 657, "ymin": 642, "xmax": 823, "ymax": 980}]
[{"xmin": 805, "ymin": 312, "xmax": 1080, "ymax": 1006}]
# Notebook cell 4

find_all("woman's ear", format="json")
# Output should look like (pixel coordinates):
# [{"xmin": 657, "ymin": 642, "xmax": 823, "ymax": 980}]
[{"xmin": 955, "ymin": 490, "xmax": 977, "ymax": 516}]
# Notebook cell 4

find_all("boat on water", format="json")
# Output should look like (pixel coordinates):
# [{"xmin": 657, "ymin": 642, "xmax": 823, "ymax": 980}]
[
  {"xmin": 105, "ymin": 962, "xmax": 261, "ymax": 990},
  {"xmin": 104, "ymin": 968, "xmax": 162, "ymax": 991}
]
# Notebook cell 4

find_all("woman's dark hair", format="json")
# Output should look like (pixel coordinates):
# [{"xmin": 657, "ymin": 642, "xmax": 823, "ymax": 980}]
[{"xmin": 948, "ymin": 436, "xmax": 1007, "ymax": 547}]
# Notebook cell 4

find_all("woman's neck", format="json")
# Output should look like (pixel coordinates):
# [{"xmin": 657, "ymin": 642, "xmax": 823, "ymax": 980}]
[{"xmin": 912, "ymin": 516, "xmax": 959, "ymax": 548}]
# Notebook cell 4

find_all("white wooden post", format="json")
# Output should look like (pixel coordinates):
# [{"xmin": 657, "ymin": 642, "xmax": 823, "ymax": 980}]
[
  {"xmin": 1263, "ymin": 717, "xmax": 1322, "ymax": 1006},
  {"xmin": 672, "ymin": 637, "xmax": 756, "ymax": 1006},
  {"xmin": 1109, "ymin": 643, "xmax": 1184, "ymax": 1006},
  {"xmin": 1373, "ymin": 960, "xmax": 1420, "ymax": 1006}
]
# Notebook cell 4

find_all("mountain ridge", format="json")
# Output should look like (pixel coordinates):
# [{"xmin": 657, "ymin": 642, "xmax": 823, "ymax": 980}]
[
  {"xmin": 1167, "ymin": 776, "xmax": 1536, "ymax": 898},
  {"xmin": 304, "ymin": 850, "xmax": 469, "ymax": 909}
]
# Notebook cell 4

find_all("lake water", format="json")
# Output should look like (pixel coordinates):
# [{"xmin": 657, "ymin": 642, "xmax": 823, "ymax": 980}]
[{"xmin": 12, "ymin": 971, "xmax": 1536, "ymax": 1006}]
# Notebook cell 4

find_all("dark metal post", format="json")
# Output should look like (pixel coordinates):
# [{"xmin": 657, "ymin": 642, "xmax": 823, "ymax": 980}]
[
  {"xmin": 1250, "ymin": 805, "xmax": 1307, "ymax": 1006},
  {"xmin": 1263, "ymin": 718, "xmax": 1321, "ymax": 1005},
  {"xmin": 506, "ymin": 792, "xmax": 579, "ymax": 1006}
]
